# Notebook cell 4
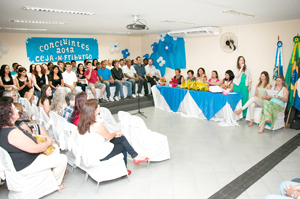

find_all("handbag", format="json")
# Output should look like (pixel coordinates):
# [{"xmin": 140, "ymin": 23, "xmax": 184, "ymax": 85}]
[{"xmin": 33, "ymin": 135, "xmax": 55, "ymax": 156}]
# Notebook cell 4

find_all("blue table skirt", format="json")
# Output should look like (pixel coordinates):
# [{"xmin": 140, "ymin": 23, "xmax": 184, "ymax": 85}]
[{"xmin": 156, "ymin": 85, "xmax": 243, "ymax": 120}]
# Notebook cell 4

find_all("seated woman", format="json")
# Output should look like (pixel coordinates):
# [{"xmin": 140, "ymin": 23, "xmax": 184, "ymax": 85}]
[
  {"xmin": 78, "ymin": 99, "xmax": 149, "ymax": 173},
  {"xmin": 208, "ymin": 70, "xmax": 220, "ymax": 85},
  {"xmin": 258, "ymin": 75, "xmax": 288, "ymax": 133},
  {"xmin": 16, "ymin": 67, "xmax": 34, "ymax": 104},
  {"xmin": 37, "ymin": 85, "xmax": 52, "ymax": 117},
  {"xmin": 234, "ymin": 71, "xmax": 272, "ymax": 126},
  {"xmin": 174, "ymin": 69, "xmax": 185, "ymax": 85},
  {"xmin": 186, "ymin": 70, "xmax": 196, "ymax": 81},
  {"xmin": 27, "ymin": 64, "xmax": 35, "ymax": 79},
  {"xmin": 50, "ymin": 87, "xmax": 68, "ymax": 116},
  {"xmin": 70, "ymin": 92, "xmax": 88, "ymax": 126},
  {"xmin": 0, "ymin": 101, "xmax": 67, "ymax": 190},
  {"xmin": 49, "ymin": 65, "xmax": 64, "ymax": 94},
  {"xmin": 0, "ymin": 64, "xmax": 19, "ymax": 91},
  {"xmin": 196, "ymin": 67, "xmax": 205, "ymax": 82},
  {"xmin": 208, "ymin": 70, "xmax": 235, "ymax": 91},
  {"xmin": 76, "ymin": 63, "xmax": 87, "ymax": 92},
  {"xmin": 32, "ymin": 64, "xmax": 48, "ymax": 97}
]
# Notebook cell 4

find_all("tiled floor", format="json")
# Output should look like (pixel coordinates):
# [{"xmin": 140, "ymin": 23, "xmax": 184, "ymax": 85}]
[{"xmin": 1, "ymin": 107, "xmax": 300, "ymax": 199}]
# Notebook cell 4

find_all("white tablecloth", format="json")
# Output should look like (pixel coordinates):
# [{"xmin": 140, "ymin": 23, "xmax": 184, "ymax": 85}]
[{"xmin": 151, "ymin": 86, "xmax": 243, "ymax": 126}]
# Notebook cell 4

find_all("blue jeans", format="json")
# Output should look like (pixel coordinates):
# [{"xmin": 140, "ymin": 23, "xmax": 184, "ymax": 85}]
[
  {"xmin": 122, "ymin": 80, "xmax": 132, "ymax": 97},
  {"xmin": 103, "ymin": 81, "xmax": 122, "ymax": 98},
  {"xmin": 264, "ymin": 181, "xmax": 300, "ymax": 199}
]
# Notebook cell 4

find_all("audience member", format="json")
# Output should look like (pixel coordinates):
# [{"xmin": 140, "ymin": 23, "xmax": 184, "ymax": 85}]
[
  {"xmin": 123, "ymin": 59, "xmax": 143, "ymax": 97},
  {"xmin": 92, "ymin": 59, "xmax": 98, "ymax": 68},
  {"xmin": 76, "ymin": 63, "xmax": 87, "ymax": 92},
  {"xmin": 258, "ymin": 75, "xmax": 288, "ymax": 133},
  {"xmin": 111, "ymin": 59, "xmax": 133, "ymax": 99},
  {"xmin": 0, "ymin": 101, "xmax": 67, "ymax": 190},
  {"xmin": 11, "ymin": 62, "xmax": 18, "ymax": 76},
  {"xmin": 27, "ymin": 64, "xmax": 35, "ymax": 79},
  {"xmin": 50, "ymin": 87, "xmax": 68, "ymax": 116},
  {"xmin": 16, "ymin": 67, "xmax": 34, "ymax": 104},
  {"xmin": 12, "ymin": 65, "xmax": 21, "ymax": 78},
  {"xmin": 57, "ymin": 60, "xmax": 65, "ymax": 73},
  {"xmin": 0, "ymin": 64, "xmax": 18, "ymax": 91},
  {"xmin": 71, "ymin": 60, "xmax": 77, "ymax": 73},
  {"xmin": 174, "ymin": 69, "xmax": 185, "ymax": 85},
  {"xmin": 98, "ymin": 60, "xmax": 122, "ymax": 101},
  {"xmin": 95, "ymin": 62, "xmax": 102, "ymax": 71},
  {"xmin": 84, "ymin": 61, "xmax": 106, "ymax": 103},
  {"xmin": 77, "ymin": 99, "xmax": 149, "ymax": 171},
  {"xmin": 32, "ymin": 64, "xmax": 48, "ymax": 97},
  {"xmin": 145, "ymin": 59, "xmax": 160, "ymax": 83},
  {"xmin": 46, "ymin": 62, "xmax": 52, "ymax": 76},
  {"xmin": 134, "ymin": 56, "xmax": 150, "ymax": 95},
  {"xmin": 49, "ymin": 65, "xmax": 64, "ymax": 94},
  {"xmin": 119, "ymin": 59, "xmax": 126, "ymax": 68},
  {"xmin": 234, "ymin": 71, "xmax": 272, "ymax": 126},
  {"xmin": 143, "ymin": 58, "xmax": 148, "ymax": 66},
  {"xmin": 2, "ymin": 90, "xmax": 28, "ymax": 119},
  {"xmin": 70, "ymin": 92, "xmax": 88, "ymax": 126},
  {"xmin": 62, "ymin": 62, "xmax": 81, "ymax": 93},
  {"xmin": 233, "ymin": 56, "xmax": 252, "ymax": 117},
  {"xmin": 107, "ymin": 59, "xmax": 113, "ymax": 70},
  {"xmin": 61, "ymin": 92, "xmax": 76, "ymax": 122},
  {"xmin": 208, "ymin": 70, "xmax": 220, "ymax": 85},
  {"xmin": 37, "ymin": 85, "xmax": 52, "ymax": 116},
  {"xmin": 264, "ymin": 180, "xmax": 300, "ymax": 199},
  {"xmin": 186, "ymin": 70, "xmax": 196, "ymax": 81}
]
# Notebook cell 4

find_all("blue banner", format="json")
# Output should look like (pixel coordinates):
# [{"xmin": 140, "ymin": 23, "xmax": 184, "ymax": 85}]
[{"xmin": 26, "ymin": 37, "xmax": 99, "ymax": 63}]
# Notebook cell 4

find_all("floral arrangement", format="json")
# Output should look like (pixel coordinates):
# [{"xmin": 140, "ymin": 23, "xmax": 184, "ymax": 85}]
[
  {"xmin": 169, "ymin": 78, "xmax": 178, "ymax": 88},
  {"xmin": 221, "ymin": 84, "xmax": 230, "ymax": 90},
  {"xmin": 178, "ymin": 80, "xmax": 209, "ymax": 91},
  {"xmin": 159, "ymin": 77, "xmax": 166, "ymax": 86}
]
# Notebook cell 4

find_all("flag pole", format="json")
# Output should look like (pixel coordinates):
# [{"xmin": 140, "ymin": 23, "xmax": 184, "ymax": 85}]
[{"xmin": 285, "ymin": 107, "xmax": 291, "ymax": 128}]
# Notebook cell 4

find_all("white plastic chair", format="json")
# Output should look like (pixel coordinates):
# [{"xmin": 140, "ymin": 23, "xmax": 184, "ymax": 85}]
[
  {"xmin": 39, "ymin": 107, "xmax": 54, "ymax": 140},
  {"xmin": 122, "ymin": 113, "xmax": 171, "ymax": 166},
  {"xmin": 19, "ymin": 97, "xmax": 32, "ymax": 119},
  {"xmin": 118, "ymin": 111, "xmax": 133, "ymax": 144},
  {"xmin": 99, "ymin": 107, "xmax": 120, "ymax": 134},
  {"xmin": 31, "ymin": 104, "xmax": 40, "ymax": 123},
  {"xmin": 55, "ymin": 114, "xmax": 70, "ymax": 150},
  {"xmin": 0, "ymin": 147, "xmax": 59, "ymax": 199}
]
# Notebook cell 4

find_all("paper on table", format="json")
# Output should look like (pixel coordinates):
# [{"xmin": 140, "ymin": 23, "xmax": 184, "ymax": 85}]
[{"xmin": 267, "ymin": 90, "xmax": 278, "ymax": 97}]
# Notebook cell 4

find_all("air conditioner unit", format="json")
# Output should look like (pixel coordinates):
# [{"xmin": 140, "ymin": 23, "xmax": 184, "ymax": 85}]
[{"xmin": 168, "ymin": 26, "xmax": 220, "ymax": 38}]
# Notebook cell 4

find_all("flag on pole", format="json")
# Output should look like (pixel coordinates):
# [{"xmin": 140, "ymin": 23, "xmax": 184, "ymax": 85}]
[
  {"xmin": 286, "ymin": 36, "xmax": 300, "ymax": 111},
  {"xmin": 273, "ymin": 41, "xmax": 283, "ymax": 80},
  {"xmin": 294, "ymin": 77, "xmax": 300, "ymax": 111}
]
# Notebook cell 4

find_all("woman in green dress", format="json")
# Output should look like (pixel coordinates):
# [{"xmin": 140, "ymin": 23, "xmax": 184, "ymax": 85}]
[
  {"xmin": 233, "ymin": 56, "xmax": 252, "ymax": 117},
  {"xmin": 258, "ymin": 75, "xmax": 288, "ymax": 133}
]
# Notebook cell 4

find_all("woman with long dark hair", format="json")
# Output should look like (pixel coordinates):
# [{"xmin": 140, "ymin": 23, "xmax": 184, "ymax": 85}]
[
  {"xmin": 49, "ymin": 65, "xmax": 64, "ymax": 94},
  {"xmin": 234, "ymin": 71, "xmax": 272, "ymax": 126},
  {"xmin": 32, "ymin": 64, "xmax": 48, "ymax": 97},
  {"xmin": 233, "ymin": 56, "xmax": 252, "ymax": 117},
  {"xmin": 16, "ymin": 67, "xmax": 34, "ymax": 104},
  {"xmin": 196, "ymin": 67, "xmax": 206, "ymax": 82},
  {"xmin": 37, "ymin": 84, "xmax": 52, "ymax": 116},
  {"xmin": 0, "ymin": 64, "xmax": 18, "ymax": 91},
  {"xmin": 70, "ymin": 92, "xmax": 88, "ymax": 125},
  {"xmin": 209, "ymin": 70, "xmax": 235, "ymax": 91},
  {"xmin": 78, "ymin": 99, "xmax": 149, "ymax": 174},
  {"xmin": 76, "ymin": 63, "xmax": 87, "ymax": 92}
]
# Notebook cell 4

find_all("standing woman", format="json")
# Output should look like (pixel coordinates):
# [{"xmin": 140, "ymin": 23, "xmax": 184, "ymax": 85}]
[
  {"xmin": 37, "ymin": 85, "xmax": 52, "ymax": 116},
  {"xmin": 49, "ymin": 65, "xmax": 64, "ymax": 94},
  {"xmin": 234, "ymin": 71, "xmax": 272, "ymax": 126},
  {"xmin": 16, "ymin": 67, "xmax": 34, "ymax": 104},
  {"xmin": 0, "ymin": 64, "xmax": 18, "ymax": 91},
  {"xmin": 174, "ymin": 69, "xmax": 185, "ymax": 85},
  {"xmin": 196, "ymin": 67, "xmax": 206, "ymax": 82},
  {"xmin": 233, "ymin": 56, "xmax": 252, "ymax": 117},
  {"xmin": 32, "ymin": 64, "xmax": 48, "ymax": 97},
  {"xmin": 76, "ymin": 63, "xmax": 87, "ymax": 92}
]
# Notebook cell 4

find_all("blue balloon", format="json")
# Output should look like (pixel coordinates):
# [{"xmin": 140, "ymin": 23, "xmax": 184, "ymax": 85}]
[
  {"xmin": 165, "ymin": 43, "xmax": 173, "ymax": 53},
  {"xmin": 151, "ymin": 42, "xmax": 158, "ymax": 52},
  {"xmin": 143, "ymin": 54, "xmax": 149, "ymax": 59},
  {"xmin": 122, "ymin": 49, "xmax": 130, "ymax": 58}
]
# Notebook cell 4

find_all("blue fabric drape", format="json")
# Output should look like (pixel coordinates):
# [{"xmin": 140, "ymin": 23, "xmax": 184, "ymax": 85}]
[
  {"xmin": 150, "ymin": 34, "xmax": 186, "ymax": 76},
  {"xmin": 156, "ymin": 85, "xmax": 188, "ymax": 112}
]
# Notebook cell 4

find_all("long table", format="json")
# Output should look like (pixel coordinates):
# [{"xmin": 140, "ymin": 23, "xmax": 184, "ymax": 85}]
[{"xmin": 151, "ymin": 85, "xmax": 243, "ymax": 126}]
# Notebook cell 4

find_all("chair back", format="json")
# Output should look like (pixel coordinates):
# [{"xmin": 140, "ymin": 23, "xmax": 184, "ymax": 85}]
[
  {"xmin": 118, "ymin": 111, "xmax": 132, "ymax": 144},
  {"xmin": 19, "ymin": 97, "xmax": 32, "ymax": 119},
  {"xmin": 56, "ymin": 115, "xmax": 70, "ymax": 150},
  {"xmin": 31, "ymin": 104, "xmax": 40, "ymax": 122},
  {"xmin": 68, "ymin": 123, "xmax": 83, "ymax": 166},
  {"xmin": 100, "ymin": 107, "xmax": 118, "ymax": 126},
  {"xmin": 0, "ymin": 147, "xmax": 16, "ymax": 173}
]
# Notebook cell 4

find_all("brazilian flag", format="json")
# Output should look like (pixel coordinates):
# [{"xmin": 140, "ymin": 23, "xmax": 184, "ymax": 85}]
[{"xmin": 286, "ymin": 36, "xmax": 300, "ymax": 111}]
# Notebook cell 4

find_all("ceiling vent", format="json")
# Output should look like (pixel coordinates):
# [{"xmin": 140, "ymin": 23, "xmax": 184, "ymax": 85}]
[{"xmin": 168, "ymin": 26, "xmax": 220, "ymax": 38}]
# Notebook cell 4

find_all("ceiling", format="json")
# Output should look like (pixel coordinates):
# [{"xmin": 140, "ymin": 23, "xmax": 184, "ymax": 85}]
[{"xmin": 0, "ymin": 0, "xmax": 299, "ymax": 35}]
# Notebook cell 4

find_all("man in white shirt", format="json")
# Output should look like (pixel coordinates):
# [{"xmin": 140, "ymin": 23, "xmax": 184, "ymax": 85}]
[
  {"xmin": 107, "ymin": 58, "xmax": 113, "ymax": 70},
  {"xmin": 123, "ymin": 59, "xmax": 143, "ymax": 96},
  {"xmin": 145, "ymin": 58, "xmax": 160, "ymax": 83},
  {"xmin": 62, "ymin": 62, "xmax": 82, "ymax": 93}
]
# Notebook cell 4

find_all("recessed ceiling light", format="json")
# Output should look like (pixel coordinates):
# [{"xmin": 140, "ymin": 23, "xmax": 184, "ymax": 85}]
[
  {"xmin": 223, "ymin": 10, "xmax": 258, "ymax": 18},
  {"xmin": 9, "ymin": 19, "xmax": 64, "ymax": 25},
  {"xmin": 0, "ymin": 27, "xmax": 48, "ymax": 31},
  {"xmin": 161, "ymin": 20, "xmax": 196, "ymax": 25},
  {"xmin": 22, "ymin": 6, "xmax": 94, "ymax": 16}
]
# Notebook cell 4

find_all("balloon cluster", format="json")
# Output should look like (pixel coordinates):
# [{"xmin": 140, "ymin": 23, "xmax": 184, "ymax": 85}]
[
  {"xmin": 157, "ymin": 34, "xmax": 166, "ymax": 42},
  {"xmin": 121, "ymin": 49, "xmax": 130, "ymax": 58},
  {"xmin": 157, "ymin": 56, "xmax": 166, "ymax": 67},
  {"xmin": 0, "ymin": 41, "xmax": 9, "ymax": 58},
  {"xmin": 143, "ymin": 54, "xmax": 149, "ymax": 59},
  {"xmin": 165, "ymin": 43, "xmax": 173, "ymax": 53},
  {"xmin": 151, "ymin": 42, "xmax": 158, "ymax": 52},
  {"xmin": 109, "ymin": 41, "xmax": 120, "ymax": 53}
]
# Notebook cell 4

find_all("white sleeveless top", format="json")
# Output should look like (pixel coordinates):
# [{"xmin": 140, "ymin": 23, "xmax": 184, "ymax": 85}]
[{"xmin": 82, "ymin": 125, "xmax": 114, "ymax": 160}]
